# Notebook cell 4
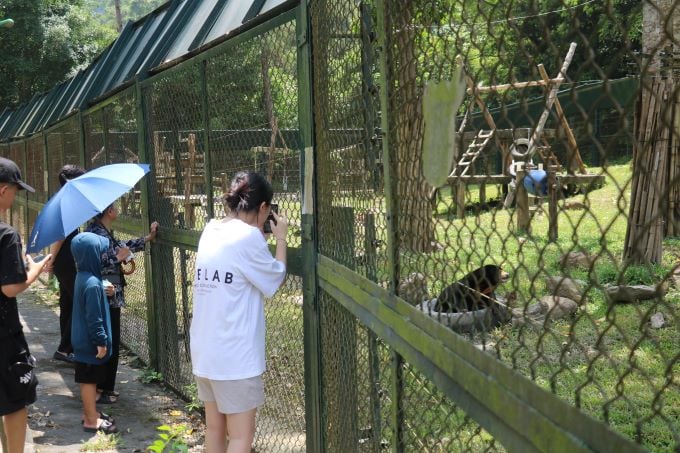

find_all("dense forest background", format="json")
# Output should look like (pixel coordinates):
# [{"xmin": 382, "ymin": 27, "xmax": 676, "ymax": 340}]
[
  {"xmin": 0, "ymin": 0, "xmax": 164, "ymax": 109},
  {"xmin": 0, "ymin": 0, "xmax": 642, "ymax": 111}
]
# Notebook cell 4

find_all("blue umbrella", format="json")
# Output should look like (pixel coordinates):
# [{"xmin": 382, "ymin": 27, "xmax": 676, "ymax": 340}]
[{"xmin": 27, "ymin": 163, "xmax": 150, "ymax": 252}]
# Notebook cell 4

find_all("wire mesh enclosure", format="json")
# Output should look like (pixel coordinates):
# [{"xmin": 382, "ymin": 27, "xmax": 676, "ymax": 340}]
[
  {"xmin": 1, "ymin": 0, "xmax": 679, "ymax": 451},
  {"xmin": 311, "ymin": 0, "xmax": 678, "ymax": 452}
]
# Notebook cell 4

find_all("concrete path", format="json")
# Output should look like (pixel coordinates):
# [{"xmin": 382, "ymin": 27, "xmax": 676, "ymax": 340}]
[{"xmin": 13, "ymin": 285, "xmax": 205, "ymax": 452}]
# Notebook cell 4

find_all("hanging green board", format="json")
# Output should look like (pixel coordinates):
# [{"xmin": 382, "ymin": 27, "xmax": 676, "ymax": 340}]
[{"xmin": 422, "ymin": 67, "xmax": 466, "ymax": 188}]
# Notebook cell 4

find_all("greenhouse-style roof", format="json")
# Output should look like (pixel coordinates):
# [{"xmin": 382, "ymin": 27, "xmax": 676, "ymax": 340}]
[{"xmin": 0, "ymin": 0, "xmax": 291, "ymax": 142}]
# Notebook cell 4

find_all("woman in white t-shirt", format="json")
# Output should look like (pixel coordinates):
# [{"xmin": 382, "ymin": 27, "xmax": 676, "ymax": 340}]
[{"xmin": 190, "ymin": 171, "xmax": 287, "ymax": 453}]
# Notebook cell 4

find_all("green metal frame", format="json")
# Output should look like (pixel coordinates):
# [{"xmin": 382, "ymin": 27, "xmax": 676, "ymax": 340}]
[
  {"xmin": 317, "ymin": 255, "xmax": 646, "ymax": 453},
  {"xmin": 297, "ymin": 1, "xmax": 323, "ymax": 451}
]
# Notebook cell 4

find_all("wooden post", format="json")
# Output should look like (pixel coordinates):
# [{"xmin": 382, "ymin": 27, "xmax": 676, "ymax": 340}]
[
  {"xmin": 516, "ymin": 164, "xmax": 530, "ymax": 232},
  {"xmin": 537, "ymin": 64, "xmax": 586, "ymax": 174},
  {"xmin": 527, "ymin": 43, "xmax": 577, "ymax": 159},
  {"xmin": 456, "ymin": 180, "xmax": 465, "ymax": 218},
  {"xmin": 547, "ymin": 165, "xmax": 559, "ymax": 241}
]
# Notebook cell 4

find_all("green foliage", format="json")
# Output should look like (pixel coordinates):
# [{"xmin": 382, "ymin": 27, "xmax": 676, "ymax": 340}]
[
  {"xmin": 139, "ymin": 367, "xmax": 164, "ymax": 384},
  {"xmin": 80, "ymin": 431, "xmax": 123, "ymax": 451},
  {"xmin": 0, "ymin": 0, "xmax": 165, "ymax": 109},
  {"xmin": 146, "ymin": 424, "xmax": 190, "ymax": 453},
  {"xmin": 182, "ymin": 382, "xmax": 202, "ymax": 412}
]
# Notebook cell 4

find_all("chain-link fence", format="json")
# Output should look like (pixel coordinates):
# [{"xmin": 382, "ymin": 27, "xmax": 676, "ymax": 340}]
[
  {"xmin": 312, "ymin": 0, "xmax": 678, "ymax": 452},
  {"xmin": 1, "ymin": 0, "xmax": 679, "ymax": 451}
]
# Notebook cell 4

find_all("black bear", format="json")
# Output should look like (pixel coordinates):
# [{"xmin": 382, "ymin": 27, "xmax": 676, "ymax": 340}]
[{"xmin": 435, "ymin": 264, "xmax": 509, "ymax": 313}]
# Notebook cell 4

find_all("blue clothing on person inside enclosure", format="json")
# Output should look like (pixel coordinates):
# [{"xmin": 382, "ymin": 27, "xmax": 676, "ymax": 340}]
[{"xmin": 71, "ymin": 232, "xmax": 112, "ymax": 365}]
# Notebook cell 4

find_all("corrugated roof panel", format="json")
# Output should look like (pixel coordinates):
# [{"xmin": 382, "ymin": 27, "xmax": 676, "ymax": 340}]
[
  {"xmin": 119, "ymin": 9, "xmax": 169, "ymax": 82},
  {"xmin": 204, "ymin": 0, "xmax": 252, "ymax": 43},
  {"xmin": 164, "ymin": 0, "xmax": 221, "ymax": 61},
  {"xmin": 0, "ymin": 0, "xmax": 299, "ymax": 141},
  {"xmin": 133, "ymin": 0, "xmax": 195, "ymax": 71},
  {"xmin": 97, "ymin": 24, "xmax": 145, "ymax": 92},
  {"xmin": 15, "ymin": 93, "xmax": 49, "ymax": 137},
  {"xmin": 261, "ymin": 0, "xmax": 287, "ymax": 13}
]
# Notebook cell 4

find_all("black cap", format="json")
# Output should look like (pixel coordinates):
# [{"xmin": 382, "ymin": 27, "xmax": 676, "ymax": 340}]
[{"xmin": 0, "ymin": 157, "xmax": 35, "ymax": 192}]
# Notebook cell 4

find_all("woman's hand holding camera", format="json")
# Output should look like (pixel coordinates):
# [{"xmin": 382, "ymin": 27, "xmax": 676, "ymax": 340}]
[{"xmin": 270, "ymin": 211, "xmax": 288, "ymax": 242}]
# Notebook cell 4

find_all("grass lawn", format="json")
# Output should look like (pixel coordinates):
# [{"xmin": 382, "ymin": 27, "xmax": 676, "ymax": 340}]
[{"xmin": 395, "ymin": 163, "xmax": 679, "ymax": 452}]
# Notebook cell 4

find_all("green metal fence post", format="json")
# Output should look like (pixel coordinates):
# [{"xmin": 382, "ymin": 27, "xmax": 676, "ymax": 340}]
[
  {"xmin": 200, "ymin": 59, "xmax": 214, "ymax": 220},
  {"xmin": 375, "ymin": 1, "xmax": 403, "ymax": 450},
  {"xmin": 135, "ymin": 79, "xmax": 160, "ymax": 369},
  {"xmin": 78, "ymin": 111, "xmax": 87, "ymax": 169},
  {"xmin": 298, "ymin": 1, "xmax": 323, "ymax": 451}
]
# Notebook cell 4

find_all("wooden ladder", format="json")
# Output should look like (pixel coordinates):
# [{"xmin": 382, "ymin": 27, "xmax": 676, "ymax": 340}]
[{"xmin": 450, "ymin": 129, "xmax": 495, "ymax": 177}]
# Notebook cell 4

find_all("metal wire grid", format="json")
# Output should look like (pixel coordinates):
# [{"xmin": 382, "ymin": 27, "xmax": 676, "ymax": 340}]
[
  {"xmin": 45, "ymin": 117, "xmax": 81, "ymax": 196},
  {"xmin": 113, "ymin": 230, "xmax": 152, "ymax": 365},
  {"xmin": 255, "ymin": 275, "xmax": 306, "ymax": 453},
  {"xmin": 206, "ymin": 20, "xmax": 301, "ymax": 224},
  {"xmin": 25, "ymin": 135, "xmax": 46, "ymax": 203},
  {"xmin": 311, "ymin": 0, "xmax": 679, "ymax": 451},
  {"xmin": 83, "ymin": 90, "xmax": 143, "ymax": 219},
  {"xmin": 387, "ymin": 0, "xmax": 676, "ymax": 451},
  {"xmin": 144, "ymin": 63, "xmax": 207, "ymax": 231}
]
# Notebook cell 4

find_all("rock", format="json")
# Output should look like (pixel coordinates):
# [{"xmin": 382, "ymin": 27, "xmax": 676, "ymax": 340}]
[
  {"xmin": 399, "ymin": 272, "xmax": 428, "ymax": 305},
  {"xmin": 511, "ymin": 302, "xmax": 545, "ymax": 327},
  {"xmin": 604, "ymin": 285, "xmax": 661, "ymax": 303},
  {"xmin": 539, "ymin": 296, "xmax": 578, "ymax": 320},
  {"xmin": 650, "ymin": 312, "xmax": 665, "ymax": 329},
  {"xmin": 560, "ymin": 251, "xmax": 593, "ymax": 268},
  {"xmin": 546, "ymin": 276, "xmax": 584, "ymax": 303},
  {"xmin": 512, "ymin": 302, "xmax": 544, "ymax": 318}
]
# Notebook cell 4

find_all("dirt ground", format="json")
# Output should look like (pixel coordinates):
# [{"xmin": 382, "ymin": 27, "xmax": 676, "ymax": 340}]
[{"xmin": 14, "ymin": 284, "xmax": 206, "ymax": 452}]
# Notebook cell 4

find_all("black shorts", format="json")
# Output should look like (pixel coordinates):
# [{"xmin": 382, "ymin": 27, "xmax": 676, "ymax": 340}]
[
  {"xmin": 75, "ymin": 362, "xmax": 108, "ymax": 384},
  {"xmin": 0, "ymin": 333, "xmax": 37, "ymax": 416}
]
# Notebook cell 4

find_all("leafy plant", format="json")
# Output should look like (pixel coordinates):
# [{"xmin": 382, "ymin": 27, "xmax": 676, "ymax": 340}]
[
  {"xmin": 139, "ymin": 368, "xmax": 164, "ymax": 384},
  {"xmin": 80, "ymin": 431, "xmax": 122, "ymax": 451},
  {"xmin": 183, "ymin": 382, "xmax": 202, "ymax": 412},
  {"xmin": 147, "ymin": 424, "xmax": 190, "ymax": 453}
]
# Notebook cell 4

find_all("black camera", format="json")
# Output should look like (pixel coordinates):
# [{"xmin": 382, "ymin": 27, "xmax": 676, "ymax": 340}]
[{"xmin": 264, "ymin": 203, "xmax": 278, "ymax": 234}]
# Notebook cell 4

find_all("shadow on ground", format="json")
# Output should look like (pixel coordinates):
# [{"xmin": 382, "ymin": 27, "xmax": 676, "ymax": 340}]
[{"xmin": 18, "ymin": 285, "xmax": 205, "ymax": 452}]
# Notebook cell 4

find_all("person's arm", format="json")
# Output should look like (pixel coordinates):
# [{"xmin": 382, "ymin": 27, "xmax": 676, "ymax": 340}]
[
  {"xmin": 83, "ymin": 286, "xmax": 108, "ymax": 347},
  {"xmin": 270, "ymin": 211, "xmax": 288, "ymax": 267},
  {"xmin": 126, "ymin": 221, "xmax": 158, "ymax": 253},
  {"xmin": 1, "ymin": 254, "xmax": 52, "ymax": 298},
  {"xmin": 45, "ymin": 239, "xmax": 65, "ymax": 273}
]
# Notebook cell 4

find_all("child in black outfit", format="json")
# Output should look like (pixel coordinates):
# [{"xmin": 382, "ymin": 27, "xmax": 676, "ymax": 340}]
[
  {"xmin": 71, "ymin": 232, "xmax": 117, "ymax": 434},
  {"xmin": 0, "ymin": 157, "xmax": 52, "ymax": 452}
]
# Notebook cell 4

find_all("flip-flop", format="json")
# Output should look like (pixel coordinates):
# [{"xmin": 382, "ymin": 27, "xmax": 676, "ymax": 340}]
[
  {"xmin": 81, "ymin": 412, "xmax": 114, "ymax": 424},
  {"xmin": 83, "ymin": 418, "xmax": 118, "ymax": 434}
]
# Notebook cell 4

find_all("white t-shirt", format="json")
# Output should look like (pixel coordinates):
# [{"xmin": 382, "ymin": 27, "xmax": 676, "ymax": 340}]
[{"xmin": 190, "ymin": 218, "xmax": 286, "ymax": 380}]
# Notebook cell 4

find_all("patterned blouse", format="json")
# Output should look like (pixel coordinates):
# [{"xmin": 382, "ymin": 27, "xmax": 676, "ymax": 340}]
[{"xmin": 85, "ymin": 221, "xmax": 146, "ymax": 308}]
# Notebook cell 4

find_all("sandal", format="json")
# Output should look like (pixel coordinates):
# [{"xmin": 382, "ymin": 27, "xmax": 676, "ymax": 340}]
[
  {"xmin": 83, "ymin": 418, "xmax": 118, "ymax": 434},
  {"xmin": 81, "ymin": 412, "xmax": 114, "ymax": 424}
]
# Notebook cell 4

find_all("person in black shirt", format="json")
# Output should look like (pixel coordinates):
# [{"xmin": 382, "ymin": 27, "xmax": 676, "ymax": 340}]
[
  {"xmin": 45, "ymin": 165, "xmax": 85, "ymax": 363},
  {"xmin": 0, "ymin": 157, "xmax": 52, "ymax": 453}
]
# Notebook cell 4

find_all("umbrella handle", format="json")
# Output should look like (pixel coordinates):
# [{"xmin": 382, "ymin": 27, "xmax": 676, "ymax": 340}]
[{"xmin": 121, "ymin": 259, "xmax": 136, "ymax": 276}]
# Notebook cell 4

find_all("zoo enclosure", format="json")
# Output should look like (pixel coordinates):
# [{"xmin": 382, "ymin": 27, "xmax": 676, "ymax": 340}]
[{"xmin": 0, "ymin": 0, "xmax": 679, "ymax": 452}]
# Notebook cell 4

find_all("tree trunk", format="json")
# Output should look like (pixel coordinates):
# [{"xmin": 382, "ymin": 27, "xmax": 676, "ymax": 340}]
[
  {"xmin": 624, "ymin": 0, "xmax": 676, "ymax": 262},
  {"xmin": 390, "ymin": 3, "xmax": 436, "ymax": 253},
  {"xmin": 114, "ymin": 0, "xmax": 123, "ymax": 32}
]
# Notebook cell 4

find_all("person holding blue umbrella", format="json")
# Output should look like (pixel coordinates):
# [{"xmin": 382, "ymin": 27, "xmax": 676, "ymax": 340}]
[
  {"xmin": 45, "ymin": 165, "xmax": 86, "ymax": 364},
  {"xmin": 86, "ymin": 204, "xmax": 159, "ymax": 404}
]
